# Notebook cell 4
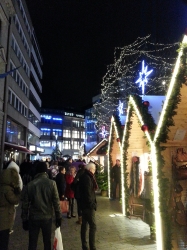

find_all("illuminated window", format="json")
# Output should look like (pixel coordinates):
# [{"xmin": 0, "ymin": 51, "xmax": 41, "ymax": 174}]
[
  {"xmin": 41, "ymin": 128, "xmax": 51, "ymax": 136},
  {"xmin": 53, "ymin": 129, "xmax": 62, "ymax": 136},
  {"xmin": 63, "ymin": 140, "xmax": 71, "ymax": 149},
  {"xmin": 72, "ymin": 130, "xmax": 79, "ymax": 138},
  {"xmin": 72, "ymin": 120, "xmax": 79, "ymax": 128},
  {"xmin": 81, "ymin": 122, "xmax": 85, "ymax": 128},
  {"xmin": 73, "ymin": 141, "xmax": 79, "ymax": 149},
  {"xmin": 52, "ymin": 117, "xmax": 62, "ymax": 125},
  {"xmin": 63, "ymin": 130, "xmax": 71, "ymax": 138},
  {"xmin": 81, "ymin": 131, "xmax": 85, "ymax": 139}
]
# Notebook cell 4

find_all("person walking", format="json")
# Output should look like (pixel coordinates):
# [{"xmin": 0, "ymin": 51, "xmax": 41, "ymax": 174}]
[
  {"xmin": 0, "ymin": 167, "xmax": 21, "ymax": 250},
  {"xmin": 110, "ymin": 159, "xmax": 121, "ymax": 200},
  {"xmin": 21, "ymin": 161, "xmax": 62, "ymax": 250},
  {"xmin": 56, "ymin": 166, "xmax": 66, "ymax": 200},
  {"xmin": 71, "ymin": 164, "xmax": 86, "ymax": 224},
  {"xmin": 7, "ymin": 160, "xmax": 23, "ymax": 234},
  {"xmin": 79, "ymin": 162, "xmax": 98, "ymax": 250},
  {"xmin": 65, "ymin": 166, "xmax": 76, "ymax": 218}
]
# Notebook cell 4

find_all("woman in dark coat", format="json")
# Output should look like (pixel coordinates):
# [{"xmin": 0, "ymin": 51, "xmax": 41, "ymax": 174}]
[
  {"xmin": 55, "ymin": 166, "xmax": 66, "ymax": 200},
  {"xmin": 72, "ymin": 164, "xmax": 86, "ymax": 224},
  {"xmin": 0, "ymin": 168, "xmax": 21, "ymax": 249}
]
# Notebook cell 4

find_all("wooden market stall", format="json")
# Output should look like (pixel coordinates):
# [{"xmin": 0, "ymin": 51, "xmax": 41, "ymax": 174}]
[
  {"xmin": 108, "ymin": 115, "xmax": 122, "ymax": 199},
  {"xmin": 152, "ymin": 34, "xmax": 187, "ymax": 250},
  {"xmin": 120, "ymin": 94, "xmax": 157, "ymax": 238}
]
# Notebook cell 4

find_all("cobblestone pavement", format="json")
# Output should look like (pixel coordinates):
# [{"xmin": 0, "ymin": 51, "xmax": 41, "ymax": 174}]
[{"xmin": 9, "ymin": 195, "xmax": 157, "ymax": 250}]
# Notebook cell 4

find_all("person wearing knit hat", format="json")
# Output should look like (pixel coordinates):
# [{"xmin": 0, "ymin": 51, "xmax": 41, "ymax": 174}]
[{"xmin": 21, "ymin": 161, "xmax": 62, "ymax": 250}]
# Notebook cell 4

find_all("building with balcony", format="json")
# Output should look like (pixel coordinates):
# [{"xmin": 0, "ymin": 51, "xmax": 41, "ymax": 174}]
[{"xmin": 1, "ymin": 0, "xmax": 43, "ymax": 166}]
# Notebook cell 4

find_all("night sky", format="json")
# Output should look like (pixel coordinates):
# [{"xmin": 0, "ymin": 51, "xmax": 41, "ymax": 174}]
[{"xmin": 25, "ymin": 0, "xmax": 187, "ymax": 111}]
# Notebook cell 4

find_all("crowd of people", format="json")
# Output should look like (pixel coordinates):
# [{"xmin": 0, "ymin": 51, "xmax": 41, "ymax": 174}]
[{"xmin": 0, "ymin": 157, "xmax": 98, "ymax": 250}]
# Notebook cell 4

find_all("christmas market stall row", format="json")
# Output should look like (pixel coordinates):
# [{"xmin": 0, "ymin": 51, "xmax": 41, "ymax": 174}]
[{"xmin": 108, "ymin": 34, "xmax": 187, "ymax": 250}]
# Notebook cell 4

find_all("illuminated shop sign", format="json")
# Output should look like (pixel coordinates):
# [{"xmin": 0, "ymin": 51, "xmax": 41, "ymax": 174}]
[
  {"xmin": 41, "ymin": 115, "xmax": 52, "ymax": 119},
  {"xmin": 64, "ymin": 112, "xmax": 84, "ymax": 118}
]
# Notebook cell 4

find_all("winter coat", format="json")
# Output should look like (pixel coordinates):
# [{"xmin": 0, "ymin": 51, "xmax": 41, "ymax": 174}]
[
  {"xmin": 71, "ymin": 168, "xmax": 85, "ymax": 199},
  {"xmin": 7, "ymin": 161, "xmax": 23, "ymax": 190},
  {"xmin": 56, "ymin": 173, "xmax": 66, "ymax": 200},
  {"xmin": 65, "ymin": 173, "xmax": 75, "ymax": 198},
  {"xmin": 79, "ymin": 170, "xmax": 97, "ymax": 211},
  {"xmin": 0, "ymin": 168, "xmax": 21, "ymax": 231},
  {"xmin": 22, "ymin": 173, "xmax": 61, "ymax": 221},
  {"xmin": 111, "ymin": 165, "xmax": 121, "ymax": 183}
]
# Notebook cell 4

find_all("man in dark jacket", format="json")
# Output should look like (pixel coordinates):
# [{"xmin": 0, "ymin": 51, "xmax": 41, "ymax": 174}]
[
  {"xmin": 79, "ymin": 162, "xmax": 98, "ymax": 250},
  {"xmin": 110, "ymin": 159, "xmax": 121, "ymax": 200},
  {"xmin": 21, "ymin": 161, "xmax": 62, "ymax": 250}
]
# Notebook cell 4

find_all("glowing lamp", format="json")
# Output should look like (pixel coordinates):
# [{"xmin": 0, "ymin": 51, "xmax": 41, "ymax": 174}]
[
  {"xmin": 141, "ymin": 124, "xmax": 148, "ymax": 132},
  {"xmin": 116, "ymin": 138, "xmax": 120, "ymax": 142},
  {"xmin": 143, "ymin": 101, "xmax": 150, "ymax": 107}
]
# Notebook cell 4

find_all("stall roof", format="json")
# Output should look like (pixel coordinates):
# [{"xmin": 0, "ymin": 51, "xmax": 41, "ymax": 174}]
[
  {"xmin": 154, "ymin": 34, "xmax": 187, "ymax": 146},
  {"xmin": 86, "ymin": 139, "xmax": 108, "ymax": 156}
]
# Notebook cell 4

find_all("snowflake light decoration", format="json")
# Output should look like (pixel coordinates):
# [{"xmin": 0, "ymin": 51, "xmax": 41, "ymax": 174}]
[
  {"xmin": 99, "ymin": 126, "xmax": 109, "ymax": 138},
  {"xmin": 136, "ymin": 60, "xmax": 153, "ymax": 95},
  {"xmin": 117, "ymin": 100, "xmax": 123, "ymax": 116}
]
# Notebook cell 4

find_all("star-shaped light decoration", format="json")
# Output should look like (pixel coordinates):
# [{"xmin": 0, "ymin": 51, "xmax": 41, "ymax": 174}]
[
  {"xmin": 99, "ymin": 126, "xmax": 109, "ymax": 138},
  {"xmin": 136, "ymin": 60, "xmax": 153, "ymax": 95},
  {"xmin": 117, "ymin": 100, "xmax": 123, "ymax": 116}
]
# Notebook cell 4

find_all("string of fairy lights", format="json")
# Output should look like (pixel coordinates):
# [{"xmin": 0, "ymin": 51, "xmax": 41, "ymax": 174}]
[{"xmin": 92, "ymin": 35, "xmax": 179, "ymax": 129}]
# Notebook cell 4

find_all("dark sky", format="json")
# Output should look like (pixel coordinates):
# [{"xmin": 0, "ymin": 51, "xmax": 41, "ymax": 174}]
[{"xmin": 25, "ymin": 0, "xmax": 187, "ymax": 110}]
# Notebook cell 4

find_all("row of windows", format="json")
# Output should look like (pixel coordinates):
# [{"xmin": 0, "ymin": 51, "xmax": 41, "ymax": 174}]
[
  {"xmin": 10, "ymin": 61, "xmax": 28, "ymax": 96},
  {"xmin": 40, "ymin": 140, "xmax": 81, "ymax": 150},
  {"xmin": 41, "ymin": 118, "xmax": 85, "ymax": 127},
  {"xmin": 40, "ymin": 129, "xmax": 62, "ymax": 137},
  {"xmin": 11, "ymin": 35, "xmax": 29, "ymax": 76},
  {"xmin": 63, "ymin": 130, "xmax": 85, "ymax": 139},
  {"xmin": 16, "ymin": 0, "xmax": 31, "ymax": 37},
  {"xmin": 63, "ymin": 141, "xmax": 80, "ymax": 150},
  {"xmin": 8, "ymin": 88, "xmax": 27, "ymax": 117},
  {"xmin": 72, "ymin": 120, "xmax": 85, "ymax": 128},
  {"xmin": 13, "ymin": 15, "xmax": 30, "ymax": 56},
  {"xmin": 28, "ymin": 110, "xmax": 40, "ymax": 128},
  {"xmin": 41, "ymin": 116, "xmax": 62, "ymax": 125},
  {"xmin": 40, "ymin": 129, "xmax": 85, "ymax": 139}
]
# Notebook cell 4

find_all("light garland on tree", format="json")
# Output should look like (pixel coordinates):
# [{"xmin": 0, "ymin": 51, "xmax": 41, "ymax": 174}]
[{"xmin": 92, "ymin": 35, "xmax": 178, "ymax": 128}]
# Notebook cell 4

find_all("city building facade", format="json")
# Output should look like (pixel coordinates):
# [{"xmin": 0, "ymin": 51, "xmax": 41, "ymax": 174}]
[
  {"xmin": 0, "ymin": 0, "xmax": 43, "ymax": 167},
  {"xmin": 0, "ymin": 0, "xmax": 15, "ymax": 167},
  {"xmin": 38, "ymin": 108, "xmax": 85, "ymax": 161}
]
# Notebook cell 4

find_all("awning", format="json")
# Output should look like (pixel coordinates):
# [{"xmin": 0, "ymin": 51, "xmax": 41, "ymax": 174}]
[{"xmin": 4, "ymin": 142, "xmax": 34, "ymax": 154}]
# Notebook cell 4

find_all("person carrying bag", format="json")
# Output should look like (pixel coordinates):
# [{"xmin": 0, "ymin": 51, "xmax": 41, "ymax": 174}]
[{"xmin": 53, "ymin": 227, "xmax": 63, "ymax": 250}]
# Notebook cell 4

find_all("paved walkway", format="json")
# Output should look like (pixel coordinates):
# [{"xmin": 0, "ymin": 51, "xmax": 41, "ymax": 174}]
[{"xmin": 9, "ymin": 195, "xmax": 157, "ymax": 250}]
